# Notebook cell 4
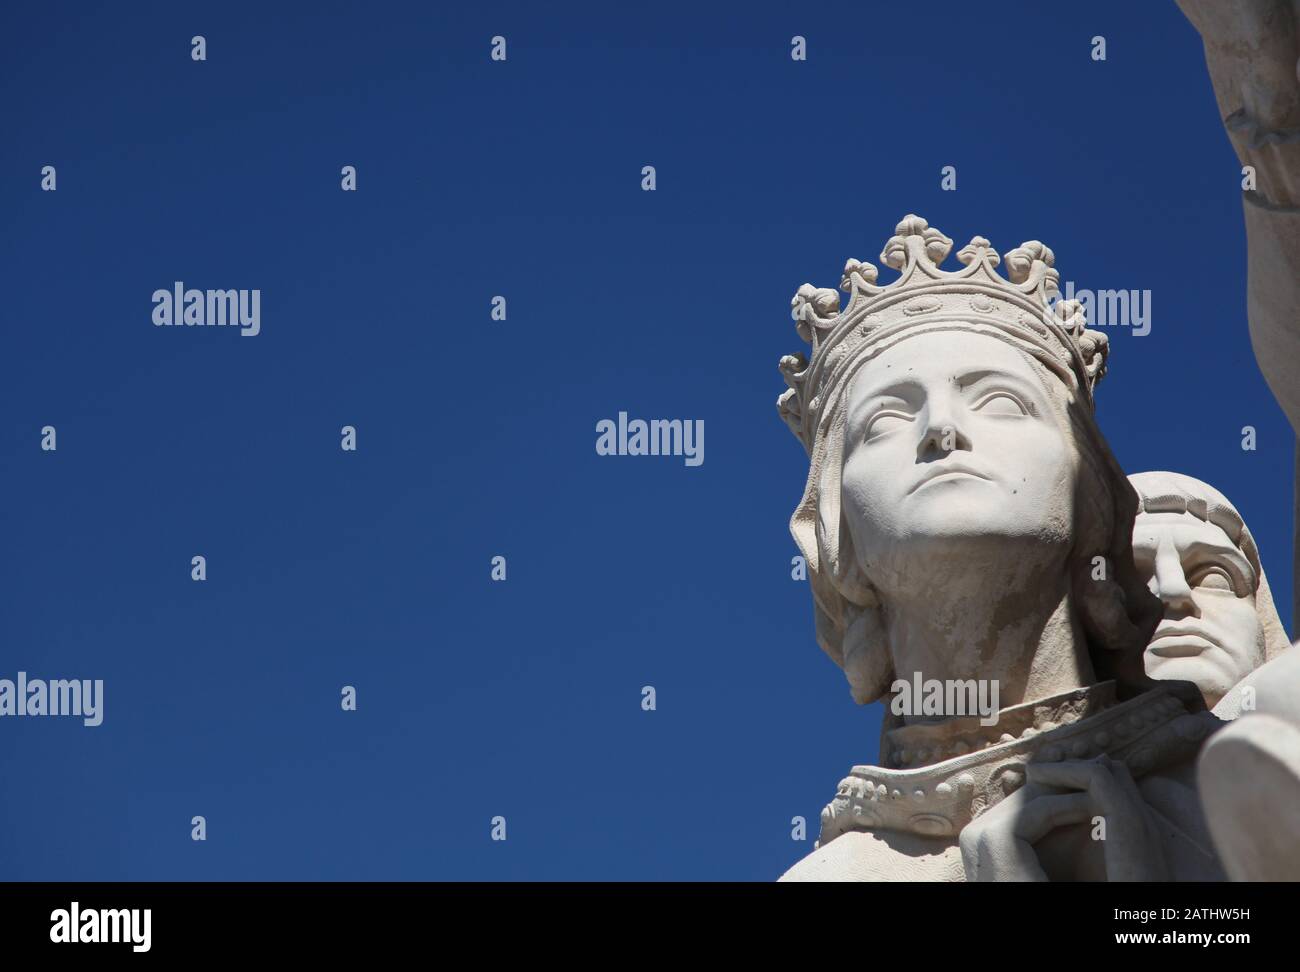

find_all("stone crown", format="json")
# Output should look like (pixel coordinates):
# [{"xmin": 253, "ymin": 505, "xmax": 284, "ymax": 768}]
[{"xmin": 777, "ymin": 215, "xmax": 1109, "ymax": 452}]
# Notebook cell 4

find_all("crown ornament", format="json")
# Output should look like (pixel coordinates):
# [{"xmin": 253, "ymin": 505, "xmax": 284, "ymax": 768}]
[{"xmin": 777, "ymin": 215, "xmax": 1108, "ymax": 452}]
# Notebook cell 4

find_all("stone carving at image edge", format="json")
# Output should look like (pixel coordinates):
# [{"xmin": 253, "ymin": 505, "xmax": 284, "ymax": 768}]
[
  {"xmin": 1177, "ymin": 0, "xmax": 1300, "ymax": 622},
  {"xmin": 773, "ymin": 214, "xmax": 1300, "ymax": 882},
  {"xmin": 1129, "ymin": 471, "xmax": 1290, "ymax": 716},
  {"xmin": 1125, "ymin": 471, "xmax": 1300, "ymax": 881}
]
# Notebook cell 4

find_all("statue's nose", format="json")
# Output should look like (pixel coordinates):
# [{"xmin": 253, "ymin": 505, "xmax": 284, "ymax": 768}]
[
  {"xmin": 917, "ymin": 400, "xmax": 970, "ymax": 458},
  {"xmin": 1153, "ymin": 547, "xmax": 1198, "ymax": 619}
]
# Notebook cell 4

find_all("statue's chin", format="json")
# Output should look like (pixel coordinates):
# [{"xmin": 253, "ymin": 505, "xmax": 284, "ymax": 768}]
[
  {"xmin": 1145, "ymin": 652, "xmax": 1241, "ymax": 709},
  {"xmin": 861, "ymin": 509, "xmax": 1072, "ymax": 559},
  {"xmin": 855, "ymin": 523, "xmax": 1072, "ymax": 600},
  {"xmin": 857, "ymin": 481, "xmax": 1071, "ymax": 550}
]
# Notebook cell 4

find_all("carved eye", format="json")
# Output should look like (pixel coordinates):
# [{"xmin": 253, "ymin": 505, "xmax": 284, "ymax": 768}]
[
  {"xmin": 865, "ymin": 411, "xmax": 912, "ymax": 440},
  {"xmin": 972, "ymin": 392, "xmax": 1027, "ymax": 416},
  {"xmin": 1188, "ymin": 565, "xmax": 1237, "ymax": 594}
]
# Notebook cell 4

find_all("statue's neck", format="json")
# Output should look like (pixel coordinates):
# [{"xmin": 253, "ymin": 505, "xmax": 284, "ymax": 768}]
[{"xmin": 882, "ymin": 559, "xmax": 1094, "ymax": 720}]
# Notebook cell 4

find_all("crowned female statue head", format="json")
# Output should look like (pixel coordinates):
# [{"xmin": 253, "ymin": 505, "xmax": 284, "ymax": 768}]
[
  {"xmin": 1129, "ymin": 470, "xmax": 1289, "ymax": 711},
  {"xmin": 778, "ymin": 215, "xmax": 1163, "ymax": 716}
]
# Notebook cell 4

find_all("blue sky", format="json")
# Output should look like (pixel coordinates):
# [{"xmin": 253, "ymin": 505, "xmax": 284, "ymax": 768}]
[{"xmin": 1, "ymin": 1, "xmax": 1290, "ymax": 880}]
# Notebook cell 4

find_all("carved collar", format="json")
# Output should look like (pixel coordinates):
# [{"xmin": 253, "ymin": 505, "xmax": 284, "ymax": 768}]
[{"xmin": 819, "ymin": 682, "xmax": 1217, "ymax": 845}]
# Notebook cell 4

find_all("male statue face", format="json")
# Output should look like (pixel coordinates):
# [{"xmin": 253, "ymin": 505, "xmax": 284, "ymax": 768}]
[
  {"xmin": 840, "ymin": 329, "xmax": 1075, "ymax": 588},
  {"xmin": 1132, "ymin": 511, "xmax": 1262, "ymax": 708}
]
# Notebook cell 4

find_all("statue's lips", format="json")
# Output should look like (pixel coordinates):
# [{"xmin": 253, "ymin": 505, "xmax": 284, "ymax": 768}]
[
  {"xmin": 1147, "ymin": 625, "xmax": 1221, "ymax": 657},
  {"xmin": 907, "ymin": 464, "xmax": 993, "ymax": 494}
]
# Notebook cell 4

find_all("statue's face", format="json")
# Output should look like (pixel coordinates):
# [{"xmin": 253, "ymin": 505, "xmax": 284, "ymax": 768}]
[
  {"xmin": 1132, "ymin": 511, "xmax": 1261, "ymax": 708},
  {"xmin": 840, "ymin": 329, "xmax": 1075, "ymax": 584}
]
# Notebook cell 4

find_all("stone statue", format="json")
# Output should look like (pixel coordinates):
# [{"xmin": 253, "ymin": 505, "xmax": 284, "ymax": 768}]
[
  {"xmin": 777, "ymin": 216, "xmax": 1222, "ymax": 881},
  {"xmin": 1128, "ymin": 470, "xmax": 1290, "ymax": 715},
  {"xmin": 1136, "ymin": 4, "xmax": 1300, "ymax": 882},
  {"xmin": 1177, "ymin": 0, "xmax": 1300, "ymax": 622},
  {"xmin": 1115, "ymin": 2, "xmax": 1300, "ymax": 883}
]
